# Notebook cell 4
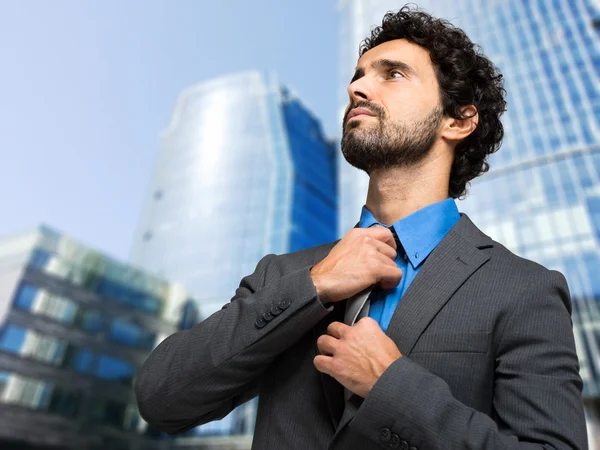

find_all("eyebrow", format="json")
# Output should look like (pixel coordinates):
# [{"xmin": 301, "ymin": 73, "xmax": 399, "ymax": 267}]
[{"xmin": 350, "ymin": 59, "xmax": 417, "ymax": 83}]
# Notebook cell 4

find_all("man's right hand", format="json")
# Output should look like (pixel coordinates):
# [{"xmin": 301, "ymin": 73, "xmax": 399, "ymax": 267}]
[{"xmin": 310, "ymin": 227, "xmax": 403, "ymax": 304}]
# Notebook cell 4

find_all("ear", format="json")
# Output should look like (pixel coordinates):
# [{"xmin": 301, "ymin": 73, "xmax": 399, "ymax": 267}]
[{"xmin": 442, "ymin": 105, "xmax": 478, "ymax": 143}]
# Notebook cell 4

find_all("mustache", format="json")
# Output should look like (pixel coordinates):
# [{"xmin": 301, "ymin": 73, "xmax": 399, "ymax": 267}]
[{"xmin": 343, "ymin": 101, "xmax": 385, "ymax": 124}]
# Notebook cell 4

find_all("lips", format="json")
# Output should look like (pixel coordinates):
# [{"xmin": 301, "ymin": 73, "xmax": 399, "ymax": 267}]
[{"xmin": 347, "ymin": 107, "xmax": 376, "ymax": 121}]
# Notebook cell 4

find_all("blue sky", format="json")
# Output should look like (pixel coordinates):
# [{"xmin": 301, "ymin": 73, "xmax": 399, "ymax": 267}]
[{"xmin": 0, "ymin": 0, "xmax": 339, "ymax": 259}]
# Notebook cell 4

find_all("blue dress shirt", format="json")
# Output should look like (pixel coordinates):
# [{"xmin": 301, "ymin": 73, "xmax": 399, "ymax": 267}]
[{"xmin": 358, "ymin": 198, "xmax": 461, "ymax": 332}]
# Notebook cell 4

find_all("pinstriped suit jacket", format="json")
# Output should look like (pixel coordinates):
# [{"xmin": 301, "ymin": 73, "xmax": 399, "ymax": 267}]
[{"xmin": 135, "ymin": 213, "xmax": 588, "ymax": 449}]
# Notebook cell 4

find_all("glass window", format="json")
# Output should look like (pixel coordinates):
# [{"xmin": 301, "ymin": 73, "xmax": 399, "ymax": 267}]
[
  {"xmin": 62, "ymin": 346, "xmax": 95, "ymax": 374},
  {"xmin": 29, "ymin": 248, "xmax": 51, "ymax": 269},
  {"xmin": 77, "ymin": 310, "xmax": 104, "ymax": 333},
  {"xmin": 15, "ymin": 286, "xmax": 79, "ymax": 325},
  {"xmin": 582, "ymin": 252, "xmax": 600, "ymax": 296},
  {"xmin": 0, "ymin": 324, "xmax": 67, "ymax": 366},
  {"xmin": 573, "ymin": 154, "xmax": 594, "ymax": 189},
  {"xmin": 95, "ymin": 355, "xmax": 134, "ymax": 384},
  {"xmin": 89, "ymin": 399, "xmax": 139, "ymax": 431},
  {"xmin": 13, "ymin": 283, "xmax": 39, "ymax": 310},
  {"xmin": 109, "ymin": 319, "xmax": 155, "ymax": 350},
  {"xmin": 47, "ymin": 387, "xmax": 82, "ymax": 418},
  {"xmin": 0, "ymin": 324, "xmax": 26, "ymax": 354},
  {"xmin": 0, "ymin": 373, "xmax": 53, "ymax": 411}
]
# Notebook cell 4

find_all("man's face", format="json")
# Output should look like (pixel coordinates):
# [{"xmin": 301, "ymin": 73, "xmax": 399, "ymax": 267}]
[{"xmin": 341, "ymin": 39, "xmax": 444, "ymax": 174}]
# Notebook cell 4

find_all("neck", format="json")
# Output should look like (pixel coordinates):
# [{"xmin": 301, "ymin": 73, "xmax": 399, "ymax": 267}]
[{"xmin": 365, "ymin": 148, "xmax": 452, "ymax": 225}]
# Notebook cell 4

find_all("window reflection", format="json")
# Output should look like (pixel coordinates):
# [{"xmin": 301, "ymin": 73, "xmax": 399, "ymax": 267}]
[
  {"xmin": 13, "ymin": 283, "xmax": 79, "ymax": 325},
  {"xmin": 95, "ymin": 355, "xmax": 135, "ymax": 385},
  {"xmin": 26, "ymin": 247, "xmax": 166, "ymax": 317},
  {"xmin": 109, "ymin": 319, "xmax": 155, "ymax": 350},
  {"xmin": 88, "ymin": 397, "xmax": 139, "ymax": 431},
  {"xmin": 0, "ymin": 371, "xmax": 81, "ymax": 417},
  {"xmin": 0, "ymin": 324, "xmax": 67, "ymax": 366}
]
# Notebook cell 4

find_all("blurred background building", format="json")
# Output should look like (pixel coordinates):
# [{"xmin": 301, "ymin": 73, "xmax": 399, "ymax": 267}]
[
  {"xmin": 0, "ymin": 225, "xmax": 197, "ymax": 450},
  {"xmin": 130, "ymin": 71, "xmax": 338, "ymax": 436},
  {"xmin": 338, "ymin": 0, "xmax": 600, "ymax": 445}
]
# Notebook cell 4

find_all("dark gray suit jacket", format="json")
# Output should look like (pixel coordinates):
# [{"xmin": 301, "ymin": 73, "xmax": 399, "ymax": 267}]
[{"xmin": 135, "ymin": 214, "xmax": 588, "ymax": 449}]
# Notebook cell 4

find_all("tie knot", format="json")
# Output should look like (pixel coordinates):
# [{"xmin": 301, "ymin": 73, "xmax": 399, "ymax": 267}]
[{"xmin": 369, "ymin": 223, "xmax": 407, "ymax": 261}]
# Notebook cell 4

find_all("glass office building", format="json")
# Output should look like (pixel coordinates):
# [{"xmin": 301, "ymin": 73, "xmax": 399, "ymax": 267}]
[
  {"xmin": 131, "ymin": 71, "xmax": 337, "ymax": 436},
  {"xmin": 338, "ymin": 0, "xmax": 600, "ymax": 443},
  {"xmin": 0, "ymin": 225, "xmax": 197, "ymax": 450}
]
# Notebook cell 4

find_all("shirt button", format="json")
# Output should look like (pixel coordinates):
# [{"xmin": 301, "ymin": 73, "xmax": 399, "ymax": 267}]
[
  {"xmin": 414, "ymin": 252, "xmax": 419, "ymax": 259},
  {"xmin": 379, "ymin": 428, "xmax": 392, "ymax": 442}
]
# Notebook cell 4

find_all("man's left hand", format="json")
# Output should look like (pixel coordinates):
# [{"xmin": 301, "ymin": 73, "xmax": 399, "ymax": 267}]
[{"xmin": 314, "ymin": 317, "xmax": 403, "ymax": 398}]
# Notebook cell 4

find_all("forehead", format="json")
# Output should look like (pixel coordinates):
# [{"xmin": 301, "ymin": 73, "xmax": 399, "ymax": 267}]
[{"xmin": 357, "ymin": 39, "xmax": 434, "ymax": 76}]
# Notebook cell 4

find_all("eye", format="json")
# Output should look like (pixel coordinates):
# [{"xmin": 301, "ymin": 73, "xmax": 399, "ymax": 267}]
[{"xmin": 389, "ymin": 70, "xmax": 404, "ymax": 79}]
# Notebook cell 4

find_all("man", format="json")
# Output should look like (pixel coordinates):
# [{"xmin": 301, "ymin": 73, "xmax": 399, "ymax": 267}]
[{"xmin": 135, "ymin": 6, "xmax": 588, "ymax": 449}]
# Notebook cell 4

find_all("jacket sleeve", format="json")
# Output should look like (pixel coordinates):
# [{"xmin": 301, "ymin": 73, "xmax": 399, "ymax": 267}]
[
  {"xmin": 134, "ymin": 253, "xmax": 332, "ymax": 434},
  {"xmin": 347, "ymin": 269, "xmax": 588, "ymax": 449}
]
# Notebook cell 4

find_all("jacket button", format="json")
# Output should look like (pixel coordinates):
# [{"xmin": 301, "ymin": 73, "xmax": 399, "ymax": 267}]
[
  {"xmin": 379, "ymin": 428, "xmax": 391, "ymax": 442},
  {"xmin": 390, "ymin": 433, "xmax": 401, "ymax": 448},
  {"xmin": 278, "ymin": 299, "xmax": 291, "ymax": 309},
  {"xmin": 255, "ymin": 317, "xmax": 267, "ymax": 328},
  {"xmin": 270, "ymin": 305, "xmax": 283, "ymax": 316},
  {"xmin": 399, "ymin": 439, "xmax": 409, "ymax": 450},
  {"xmin": 263, "ymin": 310, "xmax": 274, "ymax": 321}
]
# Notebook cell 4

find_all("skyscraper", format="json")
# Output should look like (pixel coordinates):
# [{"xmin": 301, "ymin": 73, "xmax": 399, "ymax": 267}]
[
  {"xmin": 131, "ymin": 71, "xmax": 338, "ymax": 435},
  {"xmin": 338, "ymin": 0, "xmax": 600, "ymax": 442},
  {"xmin": 0, "ymin": 225, "xmax": 197, "ymax": 450}
]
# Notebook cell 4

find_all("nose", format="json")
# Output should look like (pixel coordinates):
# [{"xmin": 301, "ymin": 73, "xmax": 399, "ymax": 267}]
[{"xmin": 347, "ymin": 76, "xmax": 373, "ymax": 103}]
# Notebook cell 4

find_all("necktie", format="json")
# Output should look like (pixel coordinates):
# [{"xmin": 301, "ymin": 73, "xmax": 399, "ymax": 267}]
[{"xmin": 342, "ymin": 223, "xmax": 400, "ymax": 401}]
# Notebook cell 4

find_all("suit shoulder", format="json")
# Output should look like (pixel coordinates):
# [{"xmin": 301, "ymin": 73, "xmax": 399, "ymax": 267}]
[{"xmin": 486, "ymin": 239, "xmax": 568, "ymax": 297}]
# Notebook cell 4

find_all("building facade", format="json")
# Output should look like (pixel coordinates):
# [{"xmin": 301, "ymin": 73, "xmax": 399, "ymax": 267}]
[
  {"xmin": 338, "ymin": 0, "xmax": 600, "ymax": 444},
  {"xmin": 131, "ymin": 71, "xmax": 338, "ymax": 436},
  {"xmin": 0, "ymin": 226, "xmax": 197, "ymax": 450}
]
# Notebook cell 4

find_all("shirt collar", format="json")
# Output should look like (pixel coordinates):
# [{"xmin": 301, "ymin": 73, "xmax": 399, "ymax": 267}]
[{"xmin": 358, "ymin": 198, "xmax": 460, "ymax": 268}]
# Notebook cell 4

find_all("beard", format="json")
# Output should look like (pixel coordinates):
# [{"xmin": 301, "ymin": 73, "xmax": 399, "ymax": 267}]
[{"xmin": 341, "ymin": 102, "xmax": 443, "ymax": 174}]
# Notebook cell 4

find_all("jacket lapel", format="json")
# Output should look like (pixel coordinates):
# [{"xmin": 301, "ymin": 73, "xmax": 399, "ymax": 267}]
[{"xmin": 331, "ymin": 213, "xmax": 494, "ymax": 438}]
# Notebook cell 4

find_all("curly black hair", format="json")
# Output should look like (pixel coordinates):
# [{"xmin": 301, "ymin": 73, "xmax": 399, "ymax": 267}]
[{"xmin": 360, "ymin": 5, "xmax": 507, "ymax": 199}]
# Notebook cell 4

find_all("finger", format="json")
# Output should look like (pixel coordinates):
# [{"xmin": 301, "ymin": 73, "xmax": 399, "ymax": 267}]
[
  {"xmin": 374, "ymin": 251, "xmax": 398, "ymax": 267},
  {"xmin": 316, "ymin": 335, "xmax": 338, "ymax": 356},
  {"xmin": 363, "ymin": 226, "xmax": 397, "ymax": 251},
  {"xmin": 371, "ymin": 238, "xmax": 397, "ymax": 261},
  {"xmin": 378, "ymin": 265, "xmax": 404, "ymax": 290},
  {"xmin": 313, "ymin": 355, "xmax": 333, "ymax": 375},
  {"xmin": 327, "ymin": 321, "xmax": 350, "ymax": 339}
]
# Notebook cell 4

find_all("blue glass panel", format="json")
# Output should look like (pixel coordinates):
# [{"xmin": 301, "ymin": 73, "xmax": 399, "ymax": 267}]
[
  {"xmin": 180, "ymin": 300, "xmax": 199, "ymax": 330},
  {"xmin": 79, "ymin": 310, "xmax": 104, "ymax": 333},
  {"xmin": 0, "ymin": 324, "xmax": 26, "ymax": 354},
  {"xmin": 29, "ymin": 249, "xmax": 50, "ymax": 269},
  {"xmin": 68, "ymin": 349, "xmax": 95, "ymax": 374},
  {"xmin": 540, "ymin": 165, "xmax": 560, "ymax": 207},
  {"xmin": 573, "ymin": 154, "xmax": 594, "ymax": 188},
  {"xmin": 587, "ymin": 196, "xmax": 600, "ymax": 246},
  {"xmin": 95, "ymin": 355, "xmax": 134, "ymax": 384},
  {"xmin": 556, "ymin": 160, "xmax": 578, "ymax": 204},
  {"xmin": 109, "ymin": 319, "xmax": 155, "ymax": 349},
  {"xmin": 13, "ymin": 283, "xmax": 38, "ymax": 310},
  {"xmin": 96, "ymin": 277, "xmax": 161, "ymax": 314}
]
